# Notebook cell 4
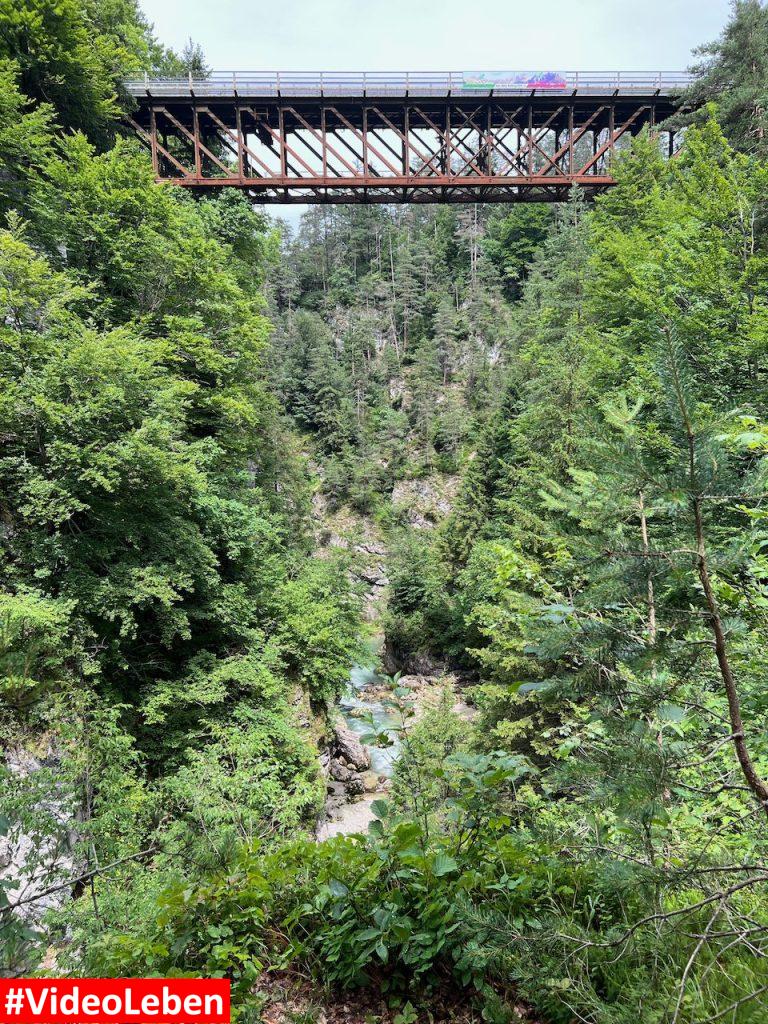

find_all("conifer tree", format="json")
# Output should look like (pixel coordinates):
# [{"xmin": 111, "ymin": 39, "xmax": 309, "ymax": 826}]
[{"xmin": 680, "ymin": 0, "xmax": 768, "ymax": 155}]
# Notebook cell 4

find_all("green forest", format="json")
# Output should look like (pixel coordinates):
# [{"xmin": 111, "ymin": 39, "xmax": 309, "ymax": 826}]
[{"xmin": 2, "ymin": 1, "xmax": 768, "ymax": 1021}]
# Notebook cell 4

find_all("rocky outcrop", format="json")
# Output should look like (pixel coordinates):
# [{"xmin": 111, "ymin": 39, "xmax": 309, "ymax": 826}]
[
  {"xmin": 391, "ymin": 474, "xmax": 460, "ymax": 530},
  {"xmin": 318, "ymin": 722, "xmax": 387, "ymax": 834},
  {"xmin": 382, "ymin": 636, "xmax": 448, "ymax": 677},
  {"xmin": 312, "ymin": 501, "xmax": 389, "ymax": 622},
  {"xmin": 333, "ymin": 724, "xmax": 370, "ymax": 771},
  {"xmin": 0, "ymin": 745, "xmax": 77, "ymax": 934},
  {"xmin": 355, "ymin": 541, "xmax": 388, "ymax": 621},
  {"xmin": 323, "ymin": 723, "xmax": 370, "ymax": 810}
]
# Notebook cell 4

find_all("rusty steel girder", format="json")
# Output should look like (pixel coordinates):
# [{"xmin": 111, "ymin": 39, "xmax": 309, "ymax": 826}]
[{"xmin": 125, "ymin": 88, "xmax": 680, "ymax": 204}]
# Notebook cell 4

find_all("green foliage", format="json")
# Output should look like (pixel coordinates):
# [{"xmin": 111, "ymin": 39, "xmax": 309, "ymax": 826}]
[
  {"xmin": 0, "ymin": 0, "xmax": 363, "ymax": 969},
  {"xmin": 482, "ymin": 205, "xmax": 553, "ymax": 296},
  {"xmin": 0, "ymin": 0, "xmax": 158, "ymax": 145},
  {"xmin": 4, "ymin": 5, "xmax": 768, "ymax": 1022},
  {"xmin": 383, "ymin": 531, "xmax": 460, "ymax": 664},
  {"xmin": 338, "ymin": 112, "xmax": 768, "ymax": 1021},
  {"xmin": 0, "ymin": 60, "xmax": 56, "ymax": 219},
  {"xmin": 73, "ymin": 748, "xmax": 534, "ymax": 1000},
  {"xmin": 161, "ymin": 702, "xmax": 324, "ymax": 854},
  {"xmin": 273, "ymin": 558, "xmax": 364, "ymax": 704},
  {"xmin": 0, "ymin": 591, "xmax": 73, "ymax": 715},
  {"xmin": 269, "ymin": 202, "xmax": 526, "ymax": 502},
  {"xmin": 680, "ymin": 0, "xmax": 768, "ymax": 156},
  {"xmin": 389, "ymin": 689, "xmax": 471, "ymax": 814}
]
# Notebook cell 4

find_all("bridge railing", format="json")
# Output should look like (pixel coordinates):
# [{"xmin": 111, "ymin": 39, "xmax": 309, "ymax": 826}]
[{"xmin": 124, "ymin": 70, "xmax": 693, "ymax": 98}]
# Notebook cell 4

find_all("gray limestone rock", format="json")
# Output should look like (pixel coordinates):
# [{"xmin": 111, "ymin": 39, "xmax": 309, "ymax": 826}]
[{"xmin": 333, "ymin": 723, "xmax": 370, "ymax": 770}]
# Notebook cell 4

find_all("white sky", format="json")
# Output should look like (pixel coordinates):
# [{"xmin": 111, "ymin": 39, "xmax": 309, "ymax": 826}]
[
  {"xmin": 139, "ymin": 0, "xmax": 731, "ymax": 73},
  {"xmin": 136, "ymin": 0, "xmax": 733, "ymax": 224}
]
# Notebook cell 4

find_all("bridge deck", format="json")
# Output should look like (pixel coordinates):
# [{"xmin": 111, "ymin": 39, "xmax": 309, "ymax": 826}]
[
  {"xmin": 125, "ymin": 70, "xmax": 691, "ymax": 99},
  {"xmin": 124, "ymin": 71, "xmax": 689, "ymax": 204}
]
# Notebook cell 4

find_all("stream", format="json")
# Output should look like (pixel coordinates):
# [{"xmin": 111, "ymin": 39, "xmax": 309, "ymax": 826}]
[
  {"xmin": 339, "ymin": 665, "xmax": 401, "ymax": 777},
  {"xmin": 316, "ymin": 665, "xmax": 403, "ymax": 840}
]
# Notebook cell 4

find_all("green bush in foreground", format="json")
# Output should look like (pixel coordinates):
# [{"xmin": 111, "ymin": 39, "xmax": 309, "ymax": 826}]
[{"xmin": 70, "ymin": 741, "xmax": 767, "ymax": 1023}]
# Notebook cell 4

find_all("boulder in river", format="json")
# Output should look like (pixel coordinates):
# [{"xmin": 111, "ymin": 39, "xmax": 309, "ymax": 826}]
[
  {"xmin": 346, "ymin": 774, "xmax": 365, "ymax": 796},
  {"xmin": 333, "ymin": 723, "xmax": 370, "ymax": 770},
  {"xmin": 330, "ymin": 761, "xmax": 353, "ymax": 782}
]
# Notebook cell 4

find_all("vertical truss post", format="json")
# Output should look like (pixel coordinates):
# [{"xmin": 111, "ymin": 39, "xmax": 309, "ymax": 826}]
[
  {"xmin": 568, "ymin": 103, "xmax": 574, "ymax": 176},
  {"xmin": 278, "ymin": 107, "xmax": 287, "ymax": 178},
  {"xmin": 192, "ymin": 104, "xmax": 202, "ymax": 178},
  {"xmin": 149, "ymin": 107, "xmax": 159, "ymax": 175},
  {"xmin": 608, "ymin": 103, "xmax": 615, "ymax": 173},
  {"xmin": 403, "ymin": 105, "xmax": 410, "ymax": 176},
  {"xmin": 592, "ymin": 125, "xmax": 598, "ymax": 175},
  {"xmin": 527, "ymin": 103, "xmax": 534, "ymax": 174},
  {"xmin": 445, "ymin": 104, "xmax": 451, "ymax": 174},
  {"xmin": 486, "ymin": 103, "xmax": 493, "ymax": 174},
  {"xmin": 235, "ymin": 104, "xmax": 244, "ymax": 179},
  {"xmin": 322, "ymin": 106, "xmax": 329, "ymax": 177}
]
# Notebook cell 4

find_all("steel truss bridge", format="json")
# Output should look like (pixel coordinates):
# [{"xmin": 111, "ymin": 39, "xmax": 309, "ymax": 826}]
[{"xmin": 124, "ymin": 71, "xmax": 690, "ymax": 204}]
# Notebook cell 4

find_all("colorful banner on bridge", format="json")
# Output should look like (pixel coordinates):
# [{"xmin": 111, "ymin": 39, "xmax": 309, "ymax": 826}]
[{"xmin": 462, "ymin": 71, "xmax": 568, "ymax": 91}]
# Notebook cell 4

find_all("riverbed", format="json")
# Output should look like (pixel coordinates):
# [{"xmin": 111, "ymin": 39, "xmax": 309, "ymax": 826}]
[
  {"xmin": 338, "ymin": 665, "xmax": 402, "ymax": 776},
  {"xmin": 317, "ymin": 665, "xmax": 401, "ymax": 840}
]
